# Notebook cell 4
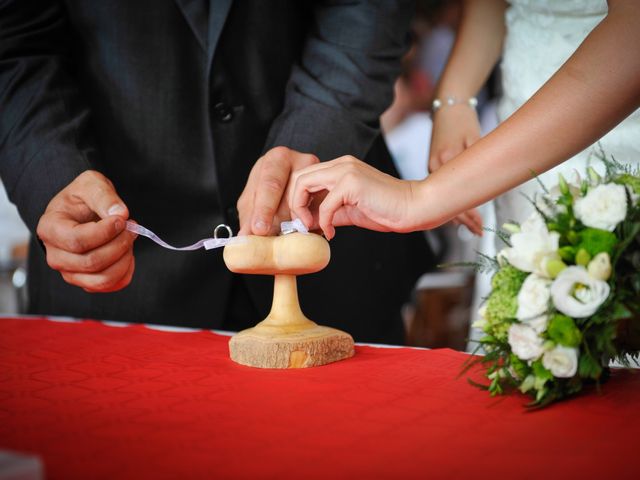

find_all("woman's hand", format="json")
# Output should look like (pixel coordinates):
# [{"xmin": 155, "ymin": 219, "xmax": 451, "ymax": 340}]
[
  {"xmin": 429, "ymin": 105, "xmax": 483, "ymax": 235},
  {"xmin": 288, "ymin": 156, "xmax": 421, "ymax": 240}
]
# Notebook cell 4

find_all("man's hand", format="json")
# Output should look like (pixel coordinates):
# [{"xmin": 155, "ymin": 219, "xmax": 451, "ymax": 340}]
[
  {"xmin": 237, "ymin": 146, "xmax": 320, "ymax": 235},
  {"xmin": 36, "ymin": 170, "xmax": 137, "ymax": 292}
]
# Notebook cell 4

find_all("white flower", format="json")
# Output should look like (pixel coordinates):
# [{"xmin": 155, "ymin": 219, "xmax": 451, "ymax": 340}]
[
  {"xmin": 574, "ymin": 183, "xmax": 627, "ymax": 231},
  {"xmin": 508, "ymin": 323, "xmax": 544, "ymax": 361},
  {"xmin": 516, "ymin": 274, "xmax": 551, "ymax": 321},
  {"xmin": 499, "ymin": 212, "xmax": 560, "ymax": 277},
  {"xmin": 551, "ymin": 266, "xmax": 610, "ymax": 318},
  {"xmin": 542, "ymin": 346, "xmax": 578, "ymax": 378},
  {"xmin": 527, "ymin": 315, "xmax": 549, "ymax": 334},
  {"xmin": 587, "ymin": 252, "xmax": 612, "ymax": 281}
]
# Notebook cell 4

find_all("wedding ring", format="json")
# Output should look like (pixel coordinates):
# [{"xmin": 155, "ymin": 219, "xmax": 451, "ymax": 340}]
[{"xmin": 214, "ymin": 224, "xmax": 233, "ymax": 239}]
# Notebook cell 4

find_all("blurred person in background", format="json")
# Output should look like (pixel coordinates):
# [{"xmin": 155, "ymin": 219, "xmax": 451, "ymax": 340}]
[{"xmin": 380, "ymin": 0, "xmax": 500, "ymax": 349}]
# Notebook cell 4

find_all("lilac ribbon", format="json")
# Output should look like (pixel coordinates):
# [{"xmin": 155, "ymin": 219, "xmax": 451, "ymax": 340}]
[
  {"xmin": 125, "ymin": 221, "xmax": 244, "ymax": 251},
  {"xmin": 125, "ymin": 218, "xmax": 308, "ymax": 252}
]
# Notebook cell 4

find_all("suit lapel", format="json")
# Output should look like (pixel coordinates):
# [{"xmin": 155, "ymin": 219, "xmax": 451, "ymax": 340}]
[
  {"xmin": 173, "ymin": 0, "xmax": 209, "ymax": 52},
  {"xmin": 207, "ymin": 0, "xmax": 233, "ymax": 71}
]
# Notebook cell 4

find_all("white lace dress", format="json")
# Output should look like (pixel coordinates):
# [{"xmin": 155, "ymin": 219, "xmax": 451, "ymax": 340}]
[{"xmin": 494, "ymin": 0, "xmax": 640, "ymax": 226}]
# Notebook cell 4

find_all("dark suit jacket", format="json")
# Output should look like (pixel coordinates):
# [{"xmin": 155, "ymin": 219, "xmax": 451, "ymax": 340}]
[{"xmin": 0, "ymin": 0, "xmax": 434, "ymax": 344}]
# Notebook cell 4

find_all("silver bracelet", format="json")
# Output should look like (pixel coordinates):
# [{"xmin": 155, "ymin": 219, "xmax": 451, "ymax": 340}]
[{"xmin": 432, "ymin": 96, "xmax": 478, "ymax": 112}]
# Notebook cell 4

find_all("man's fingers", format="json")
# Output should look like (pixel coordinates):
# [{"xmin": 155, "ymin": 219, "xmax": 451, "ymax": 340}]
[
  {"xmin": 45, "ymin": 229, "xmax": 136, "ymax": 273},
  {"xmin": 73, "ymin": 170, "xmax": 129, "ymax": 220},
  {"xmin": 38, "ymin": 211, "xmax": 126, "ymax": 253},
  {"xmin": 86, "ymin": 255, "xmax": 136, "ymax": 293},
  {"xmin": 250, "ymin": 152, "xmax": 292, "ymax": 235},
  {"xmin": 237, "ymin": 158, "xmax": 263, "ymax": 235},
  {"xmin": 61, "ymin": 250, "xmax": 134, "ymax": 292}
]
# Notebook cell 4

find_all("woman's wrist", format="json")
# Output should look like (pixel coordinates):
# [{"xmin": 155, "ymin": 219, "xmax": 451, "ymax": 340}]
[
  {"xmin": 432, "ymin": 95, "xmax": 478, "ymax": 113},
  {"xmin": 409, "ymin": 178, "xmax": 448, "ymax": 231}
]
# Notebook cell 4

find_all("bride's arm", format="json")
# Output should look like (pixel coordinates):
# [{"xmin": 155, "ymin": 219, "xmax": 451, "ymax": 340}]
[
  {"xmin": 415, "ymin": 0, "xmax": 640, "ymax": 228},
  {"xmin": 289, "ymin": 0, "xmax": 640, "ymax": 239}
]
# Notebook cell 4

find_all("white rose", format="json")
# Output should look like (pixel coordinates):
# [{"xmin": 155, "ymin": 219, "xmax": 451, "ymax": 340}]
[
  {"xmin": 551, "ymin": 266, "xmax": 610, "ymax": 318},
  {"xmin": 499, "ymin": 212, "xmax": 560, "ymax": 277},
  {"xmin": 542, "ymin": 346, "xmax": 578, "ymax": 378},
  {"xmin": 574, "ymin": 183, "xmax": 627, "ymax": 231},
  {"xmin": 516, "ymin": 274, "xmax": 551, "ymax": 321},
  {"xmin": 508, "ymin": 323, "xmax": 544, "ymax": 361}
]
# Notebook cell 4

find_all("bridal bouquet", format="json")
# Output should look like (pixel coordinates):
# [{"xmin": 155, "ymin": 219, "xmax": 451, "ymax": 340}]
[{"xmin": 471, "ymin": 158, "xmax": 640, "ymax": 407}]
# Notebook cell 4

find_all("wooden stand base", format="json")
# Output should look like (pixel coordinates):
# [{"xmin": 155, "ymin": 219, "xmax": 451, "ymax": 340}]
[
  {"xmin": 228, "ymin": 274, "xmax": 354, "ymax": 369},
  {"xmin": 230, "ymin": 323, "xmax": 354, "ymax": 369}
]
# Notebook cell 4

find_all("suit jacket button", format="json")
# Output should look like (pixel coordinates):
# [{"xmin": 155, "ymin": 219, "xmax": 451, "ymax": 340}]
[{"xmin": 213, "ymin": 102, "xmax": 233, "ymax": 123}]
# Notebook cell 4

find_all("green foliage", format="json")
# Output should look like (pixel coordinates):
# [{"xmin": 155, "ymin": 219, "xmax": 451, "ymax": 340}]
[
  {"xmin": 483, "ymin": 227, "xmax": 512, "ymax": 247},
  {"xmin": 483, "ymin": 266, "xmax": 529, "ymax": 341},
  {"xmin": 531, "ymin": 360, "xmax": 553, "ymax": 382},
  {"xmin": 490, "ymin": 265, "xmax": 528, "ymax": 293},
  {"xmin": 578, "ymin": 228, "xmax": 618, "ymax": 257},
  {"xmin": 616, "ymin": 173, "xmax": 640, "ymax": 194},
  {"xmin": 509, "ymin": 354, "xmax": 529, "ymax": 380},
  {"xmin": 547, "ymin": 314, "xmax": 582, "ymax": 347},
  {"xmin": 578, "ymin": 352, "xmax": 602, "ymax": 380},
  {"xmin": 558, "ymin": 245, "xmax": 576, "ymax": 262}
]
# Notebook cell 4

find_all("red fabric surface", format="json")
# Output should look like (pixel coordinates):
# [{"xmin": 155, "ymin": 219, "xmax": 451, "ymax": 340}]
[{"xmin": 1, "ymin": 317, "xmax": 639, "ymax": 479}]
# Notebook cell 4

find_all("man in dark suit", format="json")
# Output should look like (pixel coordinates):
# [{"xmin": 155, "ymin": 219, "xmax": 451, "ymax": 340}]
[{"xmin": 0, "ymin": 0, "xmax": 434, "ymax": 344}]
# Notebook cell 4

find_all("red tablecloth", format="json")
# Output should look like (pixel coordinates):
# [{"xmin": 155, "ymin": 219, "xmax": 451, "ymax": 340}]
[{"xmin": 1, "ymin": 317, "xmax": 638, "ymax": 479}]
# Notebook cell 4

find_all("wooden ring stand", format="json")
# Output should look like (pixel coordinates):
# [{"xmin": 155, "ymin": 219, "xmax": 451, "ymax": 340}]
[{"xmin": 223, "ymin": 232, "xmax": 354, "ymax": 368}]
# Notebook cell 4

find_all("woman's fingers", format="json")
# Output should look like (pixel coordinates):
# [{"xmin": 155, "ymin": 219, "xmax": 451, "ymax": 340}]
[
  {"xmin": 317, "ymin": 188, "xmax": 347, "ymax": 240},
  {"xmin": 290, "ymin": 163, "xmax": 344, "ymax": 229}
]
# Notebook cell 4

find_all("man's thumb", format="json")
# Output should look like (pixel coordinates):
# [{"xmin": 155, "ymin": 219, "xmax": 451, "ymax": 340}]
[{"xmin": 77, "ymin": 170, "xmax": 129, "ymax": 220}]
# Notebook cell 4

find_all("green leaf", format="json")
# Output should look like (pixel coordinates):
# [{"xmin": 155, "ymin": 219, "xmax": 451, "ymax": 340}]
[
  {"xmin": 531, "ymin": 360, "xmax": 553, "ymax": 381},
  {"xmin": 547, "ymin": 314, "xmax": 582, "ymax": 347},
  {"xmin": 509, "ymin": 353, "xmax": 529, "ymax": 379},
  {"xmin": 578, "ymin": 353, "xmax": 603, "ymax": 380},
  {"xmin": 578, "ymin": 228, "xmax": 618, "ymax": 257},
  {"xmin": 558, "ymin": 246, "xmax": 576, "ymax": 263},
  {"xmin": 611, "ymin": 302, "xmax": 633, "ymax": 320}
]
